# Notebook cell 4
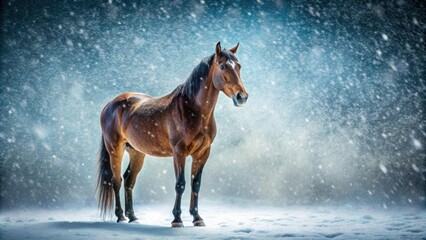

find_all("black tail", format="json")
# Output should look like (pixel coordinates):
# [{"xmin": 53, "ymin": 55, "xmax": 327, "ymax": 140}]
[{"xmin": 96, "ymin": 136, "xmax": 114, "ymax": 219}]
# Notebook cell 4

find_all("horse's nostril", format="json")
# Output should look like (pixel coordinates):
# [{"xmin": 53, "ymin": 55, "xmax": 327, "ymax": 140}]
[
  {"xmin": 233, "ymin": 92, "xmax": 248, "ymax": 106},
  {"xmin": 237, "ymin": 92, "xmax": 243, "ymax": 101}
]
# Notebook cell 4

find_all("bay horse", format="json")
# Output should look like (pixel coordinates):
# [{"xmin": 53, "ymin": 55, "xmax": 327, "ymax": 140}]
[{"xmin": 96, "ymin": 42, "xmax": 248, "ymax": 227}]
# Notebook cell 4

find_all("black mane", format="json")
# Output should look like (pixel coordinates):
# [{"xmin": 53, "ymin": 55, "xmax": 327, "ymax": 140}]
[
  {"xmin": 176, "ymin": 50, "xmax": 237, "ymax": 99},
  {"xmin": 180, "ymin": 54, "xmax": 213, "ymax": 99}
]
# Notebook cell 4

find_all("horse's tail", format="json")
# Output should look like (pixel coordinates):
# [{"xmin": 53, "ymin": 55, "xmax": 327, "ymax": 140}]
[{"xmin": 96, "ymin": 135, "xmax": 114, "ymax": 219}]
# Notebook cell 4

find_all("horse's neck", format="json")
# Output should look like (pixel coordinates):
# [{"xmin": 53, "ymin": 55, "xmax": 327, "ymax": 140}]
[
  {"xmin": 175, "ymin": 59, "xmax": 219, "ymax": 119},
  {"xmin": 195, "ymin": 74, "xmax": 219, "ymax": 116}
]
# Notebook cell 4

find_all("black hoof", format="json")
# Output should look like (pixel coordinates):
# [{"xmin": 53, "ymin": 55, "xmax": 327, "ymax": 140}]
[
  {"xmin": 128, "ymin": 217, "xmax": 139, "ymax": 223},
  {"xmin": 117, "ymin": 216, "xmax": 127, "ymax": 223},
  {"xmin": 193, "ymin": 219, "xmax": 205, "ymax": 227},
  {"xmin": 171, "ymin": 216, "xmax": 184, "ymax": 227},
  {"xmin": 171, "ymin": 215, "xmax": 184, "ymax": 227},
  {"xmin": 171, "ymin": 221, "xmax": 184, "ymax": 227}
]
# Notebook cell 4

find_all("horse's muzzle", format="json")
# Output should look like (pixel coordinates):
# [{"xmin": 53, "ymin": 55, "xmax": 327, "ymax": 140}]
[{"xmin": 233, "ymin": 92, "xmax": 248, "ymax": 107}]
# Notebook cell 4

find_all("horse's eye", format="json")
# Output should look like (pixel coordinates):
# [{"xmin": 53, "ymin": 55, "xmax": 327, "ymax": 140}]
[{"xmin": 220, "ymin": 65, "xmax": 225, "ymax": 71}]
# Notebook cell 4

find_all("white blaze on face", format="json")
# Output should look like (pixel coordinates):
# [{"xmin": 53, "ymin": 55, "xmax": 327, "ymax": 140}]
[{"xmin": 226, "ymin": 59, "xmax": 235, "ymax": 69}]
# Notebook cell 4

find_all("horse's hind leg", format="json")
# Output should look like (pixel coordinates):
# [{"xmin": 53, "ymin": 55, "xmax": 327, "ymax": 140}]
[
  {"xmin": 123, "ymin": 144, "xmax": 145, "ymax": 223},
  {"xmin": 104, "ymin": 139, "xmax": 126, "ymax": 222}
]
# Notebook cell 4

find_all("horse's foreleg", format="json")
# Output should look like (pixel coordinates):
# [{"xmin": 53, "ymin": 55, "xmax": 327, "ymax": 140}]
[
  {"xmin": 124, "ymin": 147, "xmax": 145, "ymax": 223},
  {"xmin": 190, "ymin": 147, "xmax": 210, "ymax": 227},
  {"xmin": 171, "ymin": 146, "xmax": 188, "ymax": 227},
  {"xmin": 106, "ymin": 141, "xmax": 126, "ymax": 222}
]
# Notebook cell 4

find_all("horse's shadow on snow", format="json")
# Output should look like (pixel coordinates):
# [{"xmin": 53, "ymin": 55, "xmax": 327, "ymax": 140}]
[{"xmin": 50, "ymin": 221, "xmax": 181, "ymax": 236}]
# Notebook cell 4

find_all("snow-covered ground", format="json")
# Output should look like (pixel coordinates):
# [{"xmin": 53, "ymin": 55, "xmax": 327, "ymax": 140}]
[{"xmin": 1, "ymin": 200, "xmax": 425, "ymax": 239}]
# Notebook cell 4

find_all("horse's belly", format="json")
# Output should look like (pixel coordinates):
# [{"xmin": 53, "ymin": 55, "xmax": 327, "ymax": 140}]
[
  {"xmin": 134, "ymin": 139, "xmax": 173, "ymax": 157},
  {"xmin": 124, "ymin": 121, "xmax": 173, "ymax": 157}
]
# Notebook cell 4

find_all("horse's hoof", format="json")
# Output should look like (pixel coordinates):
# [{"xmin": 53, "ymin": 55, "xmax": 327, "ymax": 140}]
[
  {"xmin": 129, "ymin": 219, "xmax": 140, "ymax": 224},
  {"xmin": 171, "ymin": 222, "xmax": 184, "ymax": 228},
  {"xmin": 193, "ymin": 220, "xmax": 206, "ymax": 227},
  {"xmin": 117, "ymin": 219, "xmax": 127, "ymax": 223}
]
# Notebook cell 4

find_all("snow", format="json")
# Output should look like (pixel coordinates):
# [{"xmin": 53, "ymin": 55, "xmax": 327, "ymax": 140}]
[
  {"xmin": 412, "ymin": 138, "xmax": 422, "ymax": 150},
  {"xmin": 0, "ymin": 1, "xmax": 425, "ymax": 237},
  {"xmin": 379, "ymin": 163, "xmax": 388, "ymax": 174},
  {"xmin": 1, "ymin": 200, "xmax": 425, "ymax": 239}
]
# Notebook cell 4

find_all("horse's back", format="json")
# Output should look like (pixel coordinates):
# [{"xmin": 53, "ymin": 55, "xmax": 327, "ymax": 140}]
[{"xmin": 114, "ymin": 92, "xmax": 151, "ymax": 105}]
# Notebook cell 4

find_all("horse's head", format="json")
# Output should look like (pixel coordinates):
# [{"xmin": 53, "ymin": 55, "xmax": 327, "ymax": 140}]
[{"xmin": 212, "ymin": 42, "xmax": 248, "ymax": 107}]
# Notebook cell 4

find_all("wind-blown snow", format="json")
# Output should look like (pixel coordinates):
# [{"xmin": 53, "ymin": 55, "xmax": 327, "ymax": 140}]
[
  {"xmin": 1, "ymin": 200, "xmax": 425, "ymax": 239},
  {"xmin": 0, "ymin": 2, "xmax": 425, "ymax": 239}
]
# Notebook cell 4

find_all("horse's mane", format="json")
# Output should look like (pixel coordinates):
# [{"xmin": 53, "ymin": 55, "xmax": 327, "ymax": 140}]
[
  {"xmin": 172, "ymin": 50, "xmax": 237, "ymax": 100},
  {"xmin": 171, "ymin": 54, "xmax": 213, "ymax": 99}
]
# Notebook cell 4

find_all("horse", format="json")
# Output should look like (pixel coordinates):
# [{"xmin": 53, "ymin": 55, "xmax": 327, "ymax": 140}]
[{"xmin": 96, "ymin": 42, "xmax": 248, "ymax": 227}]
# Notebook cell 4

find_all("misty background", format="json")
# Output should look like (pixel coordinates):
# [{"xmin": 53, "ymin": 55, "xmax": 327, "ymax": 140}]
[{"xmin": 0, "ymin": 0, "xmax": 425, "ymax": 211}]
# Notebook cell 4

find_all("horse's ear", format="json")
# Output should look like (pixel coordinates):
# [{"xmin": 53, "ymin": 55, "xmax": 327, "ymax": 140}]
[
  {"xmin": 215, "ymin": 42, "xmax": 222, "ymax": 57},
  {"xmin": 229, "ymin": 42, "xmax": 239, "ymax": 54}
]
